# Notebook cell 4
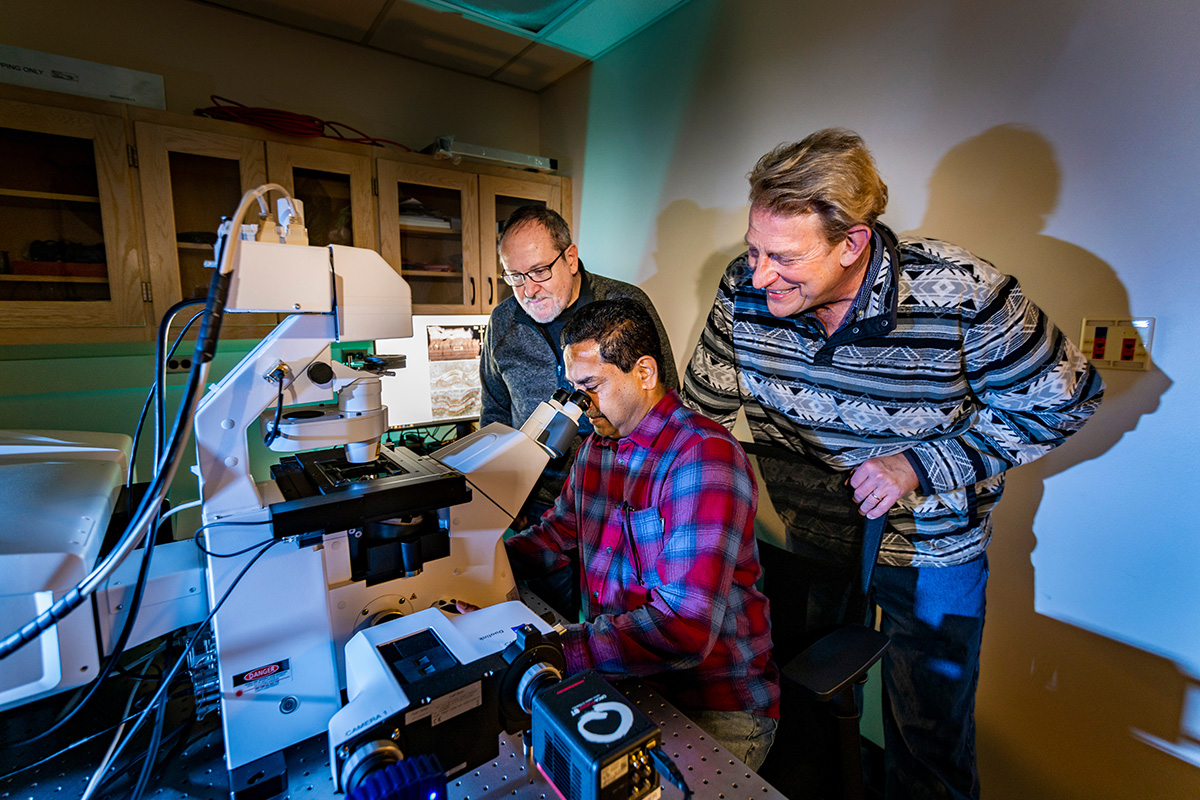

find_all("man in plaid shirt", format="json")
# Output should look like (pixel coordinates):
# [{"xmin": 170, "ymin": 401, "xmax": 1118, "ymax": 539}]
[{"xmin": 504, "ymin": 298, "xmax": 780, "ymax": 770}]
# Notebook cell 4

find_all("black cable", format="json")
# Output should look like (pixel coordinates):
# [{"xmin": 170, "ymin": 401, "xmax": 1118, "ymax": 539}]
[
  {"xmin": 113, "ymin": 662, "xmax": 164, "ymax": 682},
  {"xmin": 0, "ymin": 369, "xmax": 200, "ymax": 659},
  {"xmin": 129, "ymin": 302, "xmax": 205, "ymax": 489},
  {"xmin": 156, "ymin": 300, "xmax": 206, "ymax": 468},
  {"xmin": 262, "ymin": 369, "xmax": 285, "ymax": 446},
  {"xmin": 67, "ymin": 710, "xmax": 193, "ymax": 800},
  {"xmin": 77, "ymin": 538, "xmax": 281, "ymax": 797},
  {"xmin": 0, "ymin": 705, "xmax": 154, "ymax": 783},
  {"xmin": 128, "ymin": 691, "xmax": 167, "ymax": 800},
  {"xmin": 4, "ymin": 509, "xmax": 171, "ymax": 748},
  {"xmin": 127, "ymin": 383, "xmax": 155, "ymax": 494},
  {"xmin": 649, "ymin": 745, "xmax": 692, "ymax": 799},
  {"xmin": 65, "ymin": 298, "xmax": 201, "ymax": 745},
  {"xmin": 191, "ymin": 519, "xmax": 274, "ymax": 558},
  {"xmin": 1, "ymin": 266, "xmax": 228, "ymax": 661}
]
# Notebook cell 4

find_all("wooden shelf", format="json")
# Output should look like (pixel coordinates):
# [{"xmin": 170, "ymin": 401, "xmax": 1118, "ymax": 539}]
[
  {"xmin": 177, "ymin": 242, "xmax": 215, "ymax": 251},
  {"xmin": 0, "ymin": 188, "xmax": 101, "ymax": 203},
  {"xmin": 397, "ymin": 222, "xmax": 458, "ymax": 234},
  {"xmin": 0, "ymin": 274, "xmax": 108, "ymax": 283},
  {"xmin": 402, "ymin": 269, "xmax": 462, "ymax": 278}
]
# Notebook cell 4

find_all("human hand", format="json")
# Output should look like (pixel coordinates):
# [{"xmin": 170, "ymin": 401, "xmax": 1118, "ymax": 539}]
[
  {"xmin": 454, "ymin": 599, "xmax": 481, "ymax": 614},
  {"xmin": 849, "ymin": 453, "xmax": 920, "ymax": 519}
]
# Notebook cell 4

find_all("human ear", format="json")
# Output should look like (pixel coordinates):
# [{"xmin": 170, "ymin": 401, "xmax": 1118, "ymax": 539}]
[
  {"xmin": 840, "ymin": 225, "xmax": 872, "ymax": 266},
  {"xmin": 564, "ymin": 243, "xmax": 580, "ymax": 275},
  {"xmin": 637, "ymin": 355, "xmax": 659, "ymax": 390}
]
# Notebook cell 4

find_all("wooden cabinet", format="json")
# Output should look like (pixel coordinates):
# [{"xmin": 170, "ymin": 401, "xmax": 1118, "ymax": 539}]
[
  {"xmin": 378, "ymin": 160, "xmax": 571, "ymax": 315},
  {"xmin": 0, "ymin": 86, "xmax": 572, "ymax": 342},
  {"xmin": 378, "ymin": 159, "xmax": 481, "ymax": 314},
  {"xmin": 0, "ymin": 94, "xmax": 144, "ymax": 336},
  {"xmin": 265, "ymin": 143, "xmax": 375, "ymax": 250},
  {"xmin": 134, "ymin": 121, "xmax": 278, "ymax": 337},
  {"xmin": 479, "ymin": 174, "xmax": 564, "ymax": 309}
]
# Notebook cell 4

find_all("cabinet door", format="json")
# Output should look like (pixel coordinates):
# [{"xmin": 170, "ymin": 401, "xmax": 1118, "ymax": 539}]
[
  {"xmin": 135, "ymin": 122, "xmax": 277, "ymax": 337},
  {"xmin": 265, "ymin": 143, "xmax": 375, "ymax": 249},
  {"xmin": 479, "ymin": 175, "xmax": 562, "ymax": 311},
  {"xmin": 378, "ymin": 160, "xmax": 480, "ymax": 314},
  {"xmin": 0, "ymin": 99, "xmax": 143, "ymax": 332}
]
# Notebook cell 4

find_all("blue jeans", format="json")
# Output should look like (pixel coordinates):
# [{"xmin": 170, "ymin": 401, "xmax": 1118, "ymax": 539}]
[
  {"xmin": 683, "ymin": 708, "xmax": 778, "ymax": 772},
  {"xmin": 872, "ymin": 555, "xmax": 988, "ymax": 800}
]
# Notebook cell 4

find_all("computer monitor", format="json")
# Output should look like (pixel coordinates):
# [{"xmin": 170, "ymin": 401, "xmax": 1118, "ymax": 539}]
[{"xmin": 376, "ymin": 314, "xmax": 489, "ymax": 429}]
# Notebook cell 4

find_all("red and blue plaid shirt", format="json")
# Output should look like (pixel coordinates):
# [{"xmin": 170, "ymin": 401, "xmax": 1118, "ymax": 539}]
[{"xmin": 506, "ymin": 390, "xmax": 779, "ymax": 718}]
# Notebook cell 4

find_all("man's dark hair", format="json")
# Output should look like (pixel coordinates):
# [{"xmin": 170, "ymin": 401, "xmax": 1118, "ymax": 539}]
[
  {"xmin": 497, "ymin": 205, "xmax": 572, "ymax": 254},
  {"xmin": 561, "ymin": 298, "xmax": 664, "ymax": 374}
]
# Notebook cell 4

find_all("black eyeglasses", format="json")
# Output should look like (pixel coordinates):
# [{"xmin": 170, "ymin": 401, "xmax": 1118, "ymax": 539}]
[{"xmin": 501, "ymin": 249, "xmax": 565, "ymax": 286}]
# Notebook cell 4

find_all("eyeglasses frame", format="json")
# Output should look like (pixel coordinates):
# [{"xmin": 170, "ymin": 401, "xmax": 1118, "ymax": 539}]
[{"xmin": 501, "ymin": 248, "xmax": 567, "ymax": 287}]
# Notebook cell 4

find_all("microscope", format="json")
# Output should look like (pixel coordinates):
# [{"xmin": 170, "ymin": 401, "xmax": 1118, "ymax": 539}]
[{"xmin": 189, "ymin": 221, "xmax": 592, "ymax": 798}]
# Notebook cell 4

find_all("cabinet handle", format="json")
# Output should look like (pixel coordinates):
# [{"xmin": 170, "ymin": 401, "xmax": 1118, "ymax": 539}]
[
  {"xmin": 488, "ymin": 277, "xmax": 494, "ymax": 304},
  {"xmin": 469, "ymin": 276, "xmax": 476, "ymax": 305}
]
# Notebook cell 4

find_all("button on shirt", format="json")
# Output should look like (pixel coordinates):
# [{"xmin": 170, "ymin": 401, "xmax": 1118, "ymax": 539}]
[{"xmin": 505, "ymin": 390, "xmax": 779, "ymax": 718}]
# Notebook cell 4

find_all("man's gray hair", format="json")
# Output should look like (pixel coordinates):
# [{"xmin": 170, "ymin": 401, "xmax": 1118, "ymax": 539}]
[{"xmin": 748, "ymin": 128, "xmax": 889, "ymax": 244}]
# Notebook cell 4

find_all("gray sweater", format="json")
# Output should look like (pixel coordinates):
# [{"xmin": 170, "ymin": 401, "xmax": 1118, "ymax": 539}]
[{"xmin": 480, "ymin": 266, "xmax": 678, "ymax": 515}]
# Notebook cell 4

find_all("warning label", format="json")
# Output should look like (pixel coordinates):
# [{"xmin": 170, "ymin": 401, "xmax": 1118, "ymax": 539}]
[{"xmin": 233, "ymin": 658, "xmax": 292, "ymax": 692}]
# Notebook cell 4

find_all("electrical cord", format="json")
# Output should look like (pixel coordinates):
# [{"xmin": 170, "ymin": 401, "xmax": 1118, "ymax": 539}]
[
  {"xmin": 129, "ymin": 303, "xmax": 205, "ymax": 490},
  {"xmin": 192, "ymin": 519, "xmax": 275, "ymax": 558},
  {"xmin": 53, "ymin": 308, "xmax": 206, "ymax": 740},
  {"xmin": 195, "ymin": 96, "xmax": 412, "ymax": 151},
  {"xmin": 0, "ymin": 373, "xmax": 199, "ymax": 662},
  {"xmin": 3, "ymin": 507, "xmax": 173, "ymax": 748},
  {"xmin": 263, "ymin": 369, "xmax": 285, "ymax": 446},
  {"xmin": 155, "ymin": 301, "xmax": 208, "ymax": 469},
  {"xmin": 127, "ymin": 688, "xmax": 167, "ymax": 800},
  {"xmin": 79, "ymin": 641, "xmax": 159, "ymax": 800},
  {"xmin": 0, "ymin": 634, "xmax": 164, "ymax": 785},
  {"xmin": 0, "ymin": 183, "xmax": 284, "ymax": 661},
  {"xmin": 0, "ymin": 709, "xmax": 149, "ymax": 783},
  {"xmin": 77, "ymin": 537, "xmax": 282, "ymax": 799},
  {"xmin": 649, "ymin": 745, "xmax": 692, "ymax": 799},
  {"xmin": 80, "ymin": 710, "xmax": 192, "ymax": 800}
]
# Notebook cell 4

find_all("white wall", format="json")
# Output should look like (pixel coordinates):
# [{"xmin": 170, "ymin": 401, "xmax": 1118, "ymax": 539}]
[
  {"xmin": 542, "ymin": 0, "xmax": 1200, "ymax": 797},
  {"xmin": 0, "ymin": 0, "xmax": 541, "ymax": 154}
]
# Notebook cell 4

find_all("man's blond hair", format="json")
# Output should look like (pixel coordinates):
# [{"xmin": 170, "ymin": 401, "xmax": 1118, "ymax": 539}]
[{"xmin": 748, "ymin": 128, "xmax": 889, "ymax": 244}]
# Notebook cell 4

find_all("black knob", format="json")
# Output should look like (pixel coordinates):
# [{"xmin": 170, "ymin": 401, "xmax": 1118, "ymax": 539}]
[{"xmin": 307, "ymin": 361, "xmax": 334, "ymax": 385}]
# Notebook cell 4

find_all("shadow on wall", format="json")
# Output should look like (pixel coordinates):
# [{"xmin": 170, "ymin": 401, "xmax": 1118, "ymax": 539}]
[
  {"xmin": 913, "ymin": 125, "xmax": 1192, "ymax": 798},
  {"xmin": 643, "ymin": 199, "xmax": 748, "ymax": 368}
]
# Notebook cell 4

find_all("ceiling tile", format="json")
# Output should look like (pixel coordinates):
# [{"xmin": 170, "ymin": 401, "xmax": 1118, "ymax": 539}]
[
  {"xmin": 488, "ymin": 42, "xmax": 588, "ymax": 91},
  {"xmin": 369, "ymin": 1, "xmax": 533, "ymax": 78},
  {"xmin": 206, "ymin": 0, "xmax": 390, "ymax": 42},
  {"xmin": 541, "ymin": 0, "xmax": 691, "ymax": 58}
]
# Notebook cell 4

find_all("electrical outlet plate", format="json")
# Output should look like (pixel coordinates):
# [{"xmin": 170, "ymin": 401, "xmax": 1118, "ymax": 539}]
[
  {"xmin": 1080, "ymin": 317, "xmax": 1154, "ymax": 371},
  {"xmin": 165, "ymin": 356, "xmax": 194, "ymax": 373}
]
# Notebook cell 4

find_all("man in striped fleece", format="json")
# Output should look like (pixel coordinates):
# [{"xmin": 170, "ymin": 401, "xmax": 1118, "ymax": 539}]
[
  {"xmin": 682, "ymin": 129, "xmax": 1103, "ymax": 799},
  {"xmin": 505, "ymin": 298, "xmax": 779, "ymax": 770}
]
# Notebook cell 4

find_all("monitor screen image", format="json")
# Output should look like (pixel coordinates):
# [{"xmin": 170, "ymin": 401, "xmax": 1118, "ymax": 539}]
[{"xmin": 376, "ymin": 314, "xmax": 489, "ymax": 429}]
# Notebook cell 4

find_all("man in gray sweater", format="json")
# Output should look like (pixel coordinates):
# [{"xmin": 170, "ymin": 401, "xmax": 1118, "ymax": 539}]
[{"xmin": 480, "ymin": 206, "xmax": 677, "ymax": 616}]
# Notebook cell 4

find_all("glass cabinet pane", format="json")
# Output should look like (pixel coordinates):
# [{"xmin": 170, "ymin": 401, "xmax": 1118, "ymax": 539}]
[
  {"xmin": 0, "ymin": 127, "xmax": 109, "ymax": 302},
  {"xmin": 396, "ymin": 182, "xmax": 467, "ymax": 307},
  {"xmin": 491, "ymin": 194, "xmax": 548, "ymax": 306},
  {"xmin": 293, "ymin": 167, "xmax": 353, "ymax": 247},
  {"xmin": 168, "ymin": 152, "xmax": 242, "ymax": 301}
]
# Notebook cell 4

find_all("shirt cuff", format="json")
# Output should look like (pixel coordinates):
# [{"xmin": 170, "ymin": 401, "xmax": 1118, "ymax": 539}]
[
  {"xmin": 560, "ymin": 624, "xmax": 591, "ymax": 673},
  {"xmin": 901, "ymin": 448, "xmax": 935, "ymax": 496}
]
